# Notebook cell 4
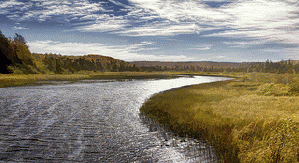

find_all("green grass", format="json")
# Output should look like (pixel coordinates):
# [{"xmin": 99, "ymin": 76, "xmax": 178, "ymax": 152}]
[{"xmin": 140, "ymin": 73, "xmax": 299, "ymax": 162}]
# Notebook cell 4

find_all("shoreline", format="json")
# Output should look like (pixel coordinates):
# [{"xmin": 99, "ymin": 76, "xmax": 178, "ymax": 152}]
[
  {"xmin": 140, "ymin": 80, "xmax": 240, "ymax": 162},
  {"xmin": 0, "ymin": 72, "xmax": 185, "ymax": 88},
  {"xmin": 4, "ymin": 72, "xmax": 299, "ymax": 161},
  {"xmin": 140, "ymin": 73, "xmax": 299, "ymax": 162},
  {"xmin": 0, "ymin": 71, "xmax": 238, "ymax": 88}
]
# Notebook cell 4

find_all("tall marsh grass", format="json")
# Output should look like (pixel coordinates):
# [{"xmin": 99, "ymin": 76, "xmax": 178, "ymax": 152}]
[
  {"xmin": 141, "ymin": 73, "xmax": 299, "ymax": 162},
  {"xmin": 0, "ymin": 74, "xmax": 90, "ymax": 87}
]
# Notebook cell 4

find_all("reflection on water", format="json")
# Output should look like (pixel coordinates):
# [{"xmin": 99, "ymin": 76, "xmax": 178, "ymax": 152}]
[
  {"xmin": 0, "ymin": 76, "xmax": 230, "ymax": 162},
  {"xmin": 140, "ymin": 115, "xmax": 219, "ymax": 162}
]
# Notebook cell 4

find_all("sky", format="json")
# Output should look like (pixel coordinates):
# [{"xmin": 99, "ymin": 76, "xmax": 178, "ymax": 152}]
[{"xmin": 0, "ymin": 0, "xmax": 299, "ymax": 62}]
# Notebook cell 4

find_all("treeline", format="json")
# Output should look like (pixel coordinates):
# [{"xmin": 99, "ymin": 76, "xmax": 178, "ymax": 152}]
[
  {"xmin": 35, "ymin": 53, "xmax": 135, "ymax": 74},
  {"xmin": 2, "ymin": 31, "xmax": 299, "ymax": 74},
  {"xmin": 246, "ymin": 59, "xmax": 299, "ymax": 74},
  {"xmin": 131, "ymin": 61, "xmax": 256, "ymax": 73},
  {"xmin": 137, "ymin": 64, "xmax": 248, "ymax": 72},
  {"xmin": 0, "ymin": 31, "xmax": 138, "ymax": 74},
  {"xmin": 132, "ymin": 60, "xmax": 299, "ymax": 74}
]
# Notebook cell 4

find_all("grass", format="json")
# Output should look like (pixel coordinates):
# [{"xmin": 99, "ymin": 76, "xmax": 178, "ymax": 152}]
[
  {"xmin": 0, "ymin": 73, "xmax": 89, "ymax": 87},
  {"xmin": 0, "ymin": 71, "xmax": 182, "ymax": 88},
  {"xmin": 3, "ymin": 71, "xmax": 299, "ymax": 162},
  {"xmin": 140, "ymin": 72, "xmax": 299, "ymax": 162}
]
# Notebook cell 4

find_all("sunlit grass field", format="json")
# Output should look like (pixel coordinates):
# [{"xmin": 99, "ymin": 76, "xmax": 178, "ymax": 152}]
[{"xmin": 141, "ymin": 73, "xmax": 299, "ymax": 162}]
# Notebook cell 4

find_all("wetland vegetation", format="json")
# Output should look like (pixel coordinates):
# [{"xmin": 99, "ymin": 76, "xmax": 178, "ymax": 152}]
[
  {"xmin": 141, "ymin": 73, "xmax": 299, "ymax": 162},
  {"xmin": 0, "ymin": 72, "xmax": 182, "ymax": 88},
  {"xmin": 2, "ymin": 31, "xmax": 299, "ymax": 162}
]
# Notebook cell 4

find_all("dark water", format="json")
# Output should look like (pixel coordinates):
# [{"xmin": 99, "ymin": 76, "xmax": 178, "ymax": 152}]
[{"xmin": 0, "ymin": 76, "xmax": 230, "ymax": 162}]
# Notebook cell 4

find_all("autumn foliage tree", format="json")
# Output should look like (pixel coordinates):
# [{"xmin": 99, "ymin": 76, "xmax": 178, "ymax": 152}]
[{"xmin": 0, "ymin": 31, "xmax": 13, "ymax": 73}]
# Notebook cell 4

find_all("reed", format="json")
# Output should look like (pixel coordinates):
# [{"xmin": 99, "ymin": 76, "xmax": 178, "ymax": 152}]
[{"xmin": 140, "ymin": 73, "xmax": 299, "ymax": 162}]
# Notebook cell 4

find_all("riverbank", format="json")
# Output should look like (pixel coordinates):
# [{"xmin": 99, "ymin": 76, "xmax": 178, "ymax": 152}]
[
  {"xmin": 0, "ymin": 72, "xmax": 185, "ymax": 88},
  {"xmin": 140, "ymin": 73, "xmax": 299, "ymax": 162}
]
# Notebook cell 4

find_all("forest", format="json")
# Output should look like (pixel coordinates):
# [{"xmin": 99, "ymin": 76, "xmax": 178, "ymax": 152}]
[
  {"xmin": 0, "ymin": 31, "xmax": 138, "ymax": 74},
  {"xmin": 1, "ymin": 31, "xmax": 299, "ymax": 75},
  {"xmin": 132, "ymin": 59, "xmax": 299, "ymax": 73}
]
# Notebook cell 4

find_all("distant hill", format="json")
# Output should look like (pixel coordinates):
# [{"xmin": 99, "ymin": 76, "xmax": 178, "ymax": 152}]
[
  {"xmin": 34, "ymin": 53, "xmax": 131, "ymax": 74},
  {"xmin": 130, "ymin": 60, "xmax": 299, "ymax": 73},
  {"xmin": 1, "ymin": 31, "xmax": 138, "ymax": 74},
  {"xmin": 38, "ymin": 54, "xmax": 124, "ymax": 63},
  {"xmin": 2, "ymin": 31, "xmax": 299, "ymax": 74},
  {"xmin": 129, "ymin": 61, "xmax": 260, "ymax": 72}
]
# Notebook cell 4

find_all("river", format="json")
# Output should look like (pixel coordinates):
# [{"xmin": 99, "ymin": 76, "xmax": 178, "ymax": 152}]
[{"xmin": 0, "ymin": 75, "xmax": 230, "ymax": 162}]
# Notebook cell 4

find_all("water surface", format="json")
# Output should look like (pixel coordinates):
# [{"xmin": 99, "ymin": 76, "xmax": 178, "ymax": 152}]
[{"xmin": 0, "ymin": 76, "xmax": 230, "ymax": 162}]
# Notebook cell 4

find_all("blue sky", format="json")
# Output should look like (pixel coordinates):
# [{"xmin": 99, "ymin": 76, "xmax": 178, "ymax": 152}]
[{"xmin": 1, "ymin": 0, "xmax": 299, "ymax": 62}]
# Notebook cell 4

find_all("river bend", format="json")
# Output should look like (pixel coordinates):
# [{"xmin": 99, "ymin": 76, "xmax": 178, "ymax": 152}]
[{"xmin": 0, "ymin": 76, "xmax": 229, "ymax": 162}]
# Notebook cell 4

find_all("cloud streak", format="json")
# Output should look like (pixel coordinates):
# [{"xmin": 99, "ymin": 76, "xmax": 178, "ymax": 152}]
[
  {"xmin": 127, "ymin": 0, "xmax": 299, "ymax": 44},
  {"xmin": 1, "ymin": 0, "xmax": 105, "ymax": 21},
  {"xmin": 117, "ymin": 22, "xmax": 202, "ymax": 36},
  {"xmin": 217, "ymin": 0, "xmax": 299, "ymax": 43},
  {"xmin": 1, "ymin": 0, "xmax": 298, "ymax": 62},
  {"xmin": 2, "ymin": 0, "xmax": 298, "ymax": 44},
  {"xmin": 28, "ymin": 40, "xmax": 195, "ymax": 61}
]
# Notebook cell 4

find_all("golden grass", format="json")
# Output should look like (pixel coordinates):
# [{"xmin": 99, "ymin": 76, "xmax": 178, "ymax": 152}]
[
  {"xmin": 3, "ymin": 72, "xmax": 299, "ymax": 161},
  {"xmin": 141, "ymin": 73, "xmax": 299, "ymax": 162},
  {"xmin": 0, "ymin": 74, "xmax": 90, "ymax": 87},
  {"xmin": 0, "ymin": 71, "xmax": 182, "ymax": 88}
]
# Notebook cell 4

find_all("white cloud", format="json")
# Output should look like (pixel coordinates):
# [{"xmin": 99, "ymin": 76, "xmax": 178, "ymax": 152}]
[
  {"xmin": 261, "ymin": 49, "xmax": 281, "ymax": 53},
  {"xmin": 210, "ymin": 29, "xmax": 299, "ymax": 44},
  {"xmin": 13, "ymin": 26, "xmax": 29, "ymax": 30},
  {"xmin": 128, "ymin": 0, "xmax": 299, "ymax": 43},
  {"xmin": 192, "ymin": 44, "xmax": 213, "ymax": 50},
  {"xmin": 77, "ymin": 18, "xmax": 128, "ymax": 32},
  {"xmin": 2, "ymin": 0, "xmax": 299, "ymax": 46},
  {"xmin": 118, "ymin": 22, "xmax": 202, "ymax": 36},
  {"xmin": 79, "ymin": 14, "xmax": 110, "ymax": 21},
  {"xmin": 0, "ymin": 0, "xmax": 23, "ymax": 8},
  {"xmin": 128, "ymin": 0, "xmax": 230, "ymax": 24},
  {"xmin": 216, "ymin": 55, "xmax": 226, "ymax": 59},
  {"xmin": 28, "ymin": 40, "xmax": 195, "ymax": 61},
  {"xmin": 196, "ymin": 47, "xmax": 211, "ymax": 50},
  {"xmin": 3, "ymin": 0, "xmax": 106, "ymax": 22},
  {"xmin": 223, "ymin": 40, "xmax": 268, "ymax": 48},
  {"xmin": 215, "ymin": 0, "xmax": 299, "ymax": 43},
  {"xmin": 28, "ymin": 41, "xmax": 114, "ymax": 56},
  {"xmin": 109, "ymin": 0, "xmax": 131, "ymax": 8},
  {"xmin": 0, "ymin": 0, "xmax": 24, "ymax": 14}
]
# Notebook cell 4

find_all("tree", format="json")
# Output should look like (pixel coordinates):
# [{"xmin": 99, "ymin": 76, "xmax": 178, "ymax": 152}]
[
  {"xmin": 14, "ymin": 42, "xmax": 34, "ymax": 66},
  {"xmin": 44, "ymin": 55, "xmax": 56, "ymax": 72},
  {"xmin": 55, "ymin": 59, "xmax": 64, "ymax": 74},
  {"xmin": 0, "ymin": 52, "xmax": 11, "ymax": 74},
  {"xmin": 0, "ymin": 31, "xmax": 13, "ymax": 73},
  {"xmin": 119, "ymin": 62, "xmax": 126, "ymax": 72},
  {"xmin": 14, "ymin": 33, "xmax": 28, "ymax": 48}
]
